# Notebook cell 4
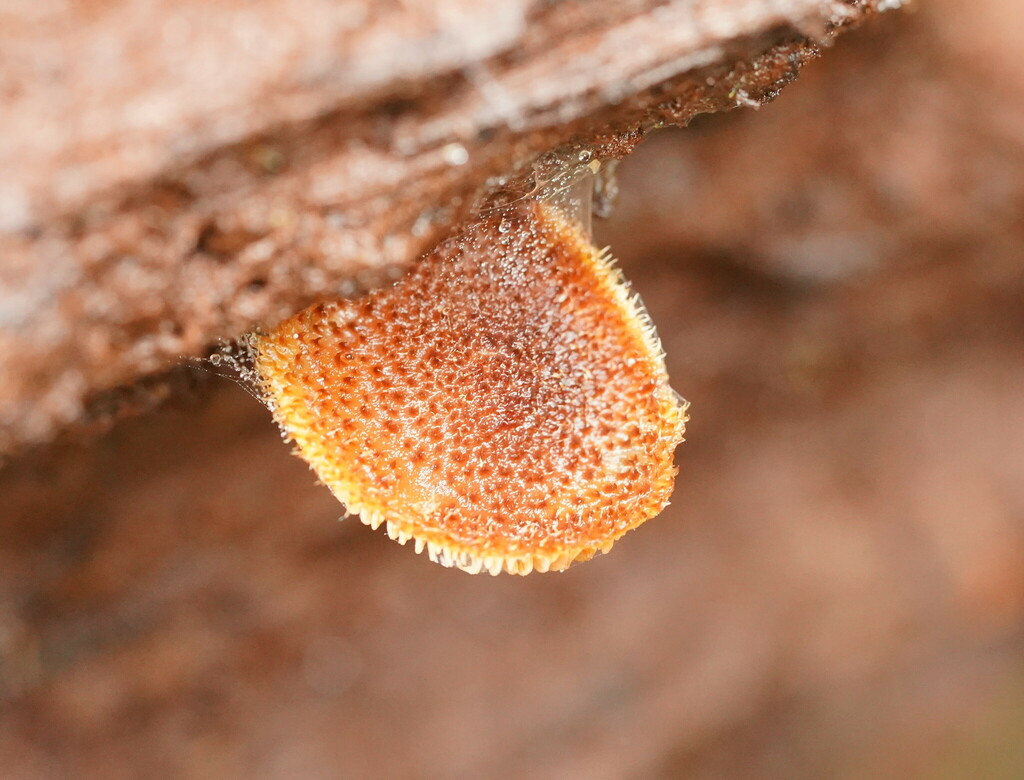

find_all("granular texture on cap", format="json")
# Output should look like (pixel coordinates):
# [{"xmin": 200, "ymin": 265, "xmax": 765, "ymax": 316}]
[{"xmin": 254, "ymin": 200, "xmax": 688, "ymax": 574}]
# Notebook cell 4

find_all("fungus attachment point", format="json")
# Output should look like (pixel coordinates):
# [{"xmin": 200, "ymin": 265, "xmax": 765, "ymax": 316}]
[{"xmin": 254, "ymin": 200, "xmax": 688, "ymax": 574}]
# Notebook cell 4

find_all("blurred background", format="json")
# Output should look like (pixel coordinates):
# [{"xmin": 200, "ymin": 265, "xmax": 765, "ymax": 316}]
[{"xmin": 3, "ymin": 1, "xmax": 1024, "ymax": 777}]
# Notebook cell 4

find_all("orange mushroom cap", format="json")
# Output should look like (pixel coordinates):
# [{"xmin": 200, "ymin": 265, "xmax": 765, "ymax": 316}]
[{"xmin": 254, "ymin": 200, "xmax": 688, "ymax": 574}]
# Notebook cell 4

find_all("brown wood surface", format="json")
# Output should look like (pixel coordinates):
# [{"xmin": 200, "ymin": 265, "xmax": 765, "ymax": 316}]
[{"xmin": 0, "ymin": 0, "xmax": 889, "ymax": 456}]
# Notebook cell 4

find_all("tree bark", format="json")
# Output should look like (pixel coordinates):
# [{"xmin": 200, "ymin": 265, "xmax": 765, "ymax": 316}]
[{"xmin": 0, "ymin": 0, "xmax": 891, "ymax": 455}]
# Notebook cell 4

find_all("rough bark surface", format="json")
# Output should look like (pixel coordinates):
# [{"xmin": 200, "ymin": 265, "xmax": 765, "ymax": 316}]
[{"xmin": 0, "ymin": 0, "xmax": 889, "ymax": 456}]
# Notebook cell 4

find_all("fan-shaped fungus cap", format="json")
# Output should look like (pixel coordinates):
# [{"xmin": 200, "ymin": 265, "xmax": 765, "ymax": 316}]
[{"xmin": 254, "ymin": 200, "xmax": 688, "ymax": 574}]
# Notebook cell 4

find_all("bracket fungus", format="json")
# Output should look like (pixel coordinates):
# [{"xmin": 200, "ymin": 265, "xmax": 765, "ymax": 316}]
[{"xmin": 254, "ymin": 197, "xmax": 688, "ymax": 575}]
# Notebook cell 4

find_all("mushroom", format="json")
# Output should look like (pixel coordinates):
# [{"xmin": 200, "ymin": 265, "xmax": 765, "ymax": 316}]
[{"xmin": 254, "ymin": 198, "xmax": 688, "ymax": 574}]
